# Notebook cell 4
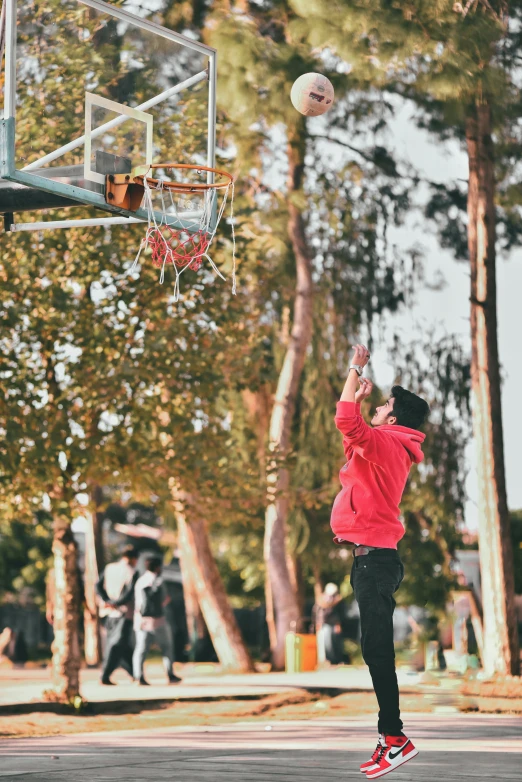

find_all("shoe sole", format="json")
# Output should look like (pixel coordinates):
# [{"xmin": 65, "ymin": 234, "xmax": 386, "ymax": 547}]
[{"xmin": 365, "ymin": 749, "xmax": 419, "ymax": 778}]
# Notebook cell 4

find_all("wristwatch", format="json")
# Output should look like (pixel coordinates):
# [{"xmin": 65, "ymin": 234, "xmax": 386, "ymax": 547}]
[{"xmin": 349, "ymin": 364, "xmax": 363, "ymax": 376}]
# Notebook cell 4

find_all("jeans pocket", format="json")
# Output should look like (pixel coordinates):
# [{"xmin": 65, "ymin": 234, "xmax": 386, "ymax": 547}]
[
  {"xmin": 377, "ymin": 581, "xmax": 398, "ymax": 597},
  {"xmin": 369, "ymin": 558, "xmax": 401, "ymax": 587}
]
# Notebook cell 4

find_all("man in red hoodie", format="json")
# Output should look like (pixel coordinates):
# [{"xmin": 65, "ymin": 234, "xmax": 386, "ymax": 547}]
[{"xmin": 331, "ymin": 344, "xmax": 429, "ymax": 779}]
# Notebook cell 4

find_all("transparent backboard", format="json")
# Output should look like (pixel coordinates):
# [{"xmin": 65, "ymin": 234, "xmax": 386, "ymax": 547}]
[{"xmin": 1, "ymin": 0, "xmax": 217, "ymax": 224}]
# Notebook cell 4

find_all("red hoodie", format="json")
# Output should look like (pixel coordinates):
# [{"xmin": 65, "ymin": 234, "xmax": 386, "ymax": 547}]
[{"xmin": 330, "ymin": 401, "xmax": 425, "ymax": 549}]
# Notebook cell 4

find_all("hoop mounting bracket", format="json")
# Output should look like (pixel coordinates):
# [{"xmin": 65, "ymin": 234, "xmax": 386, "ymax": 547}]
[{"xmin": 105, "ymin": 173, "xmax": 145, "ymax": 211}]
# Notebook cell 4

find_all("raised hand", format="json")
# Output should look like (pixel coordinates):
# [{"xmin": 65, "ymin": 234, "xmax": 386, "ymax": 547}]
[
  {"xmin": 355, "ymin": 377, "xmax": 373, "ymax": 403},
  {"xmin": 351, "ymin": 344, "xmax": 371, "ymax": 368}
]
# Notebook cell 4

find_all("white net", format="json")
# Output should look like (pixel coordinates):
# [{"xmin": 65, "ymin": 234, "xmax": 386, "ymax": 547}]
[{"xmin": 130, "ymin": 171, "xmax": 236, "ymax": 301}]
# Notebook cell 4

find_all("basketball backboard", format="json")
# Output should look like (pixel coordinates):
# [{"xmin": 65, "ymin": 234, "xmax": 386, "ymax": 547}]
[{"xmin": 0, "ymin": 0, "xmax": 217, "ymax": 231}]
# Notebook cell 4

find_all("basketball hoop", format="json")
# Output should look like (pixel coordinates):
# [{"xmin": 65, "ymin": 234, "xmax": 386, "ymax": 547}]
[
  {"xmin": 133, "ymin": 163, "xmax": 233, "ymax": 193},
  {"xmin": 127, "ymin": 163, "xmax": 236, "ymax": 301}
]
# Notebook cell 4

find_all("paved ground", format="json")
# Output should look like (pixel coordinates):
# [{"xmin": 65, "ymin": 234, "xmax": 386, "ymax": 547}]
[
  {"xmin": 0, "ymin": 714, "xmax": 519, "ymax": 780},
  {"xmin": 0, "ymin": 665, "xmax": 430, "ymax": 708}
]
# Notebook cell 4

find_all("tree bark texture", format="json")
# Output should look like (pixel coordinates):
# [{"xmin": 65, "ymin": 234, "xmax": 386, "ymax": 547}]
[
  {"xmin": 264, "ymin": 125, "xmax": 314, "ymax": 669},
  {"xmin": 241, "ymin": 386, "xmax": 272, "ymax": 478},
  {"xmin": 175, "ymin": 497, "xmax": 254, "ymax": 672},
  {"xmin": 286, "ymin": 551, "xmax": 305, "ymax": 627},
  {"xmin": 454, "ymin": 589, "xmax": 485, "ymax": 665},
  {"xmin": 312, "ymin": 564, "xmax": 324, "ymax": 604},
  {"xmin": 177, "ymin": 536, "xmax": 207, "ymax": 662},
  {"xmin": 49, "ymin": 519, "xmax": 81, "ymax": 701},
  {"xmin": 264, "ymin": 571, "xmax": 277, "ymax": 652},
  {"xmin": 465, "ymin": 102, "xmax": 519, "ymax": 676},
  {"xmin": 83, "ymin": 487, "xmax": 105, "ymax": 666}
]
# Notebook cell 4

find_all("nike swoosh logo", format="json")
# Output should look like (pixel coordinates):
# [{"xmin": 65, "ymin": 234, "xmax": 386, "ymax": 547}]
[{"xmin": 388, "ymin": 740, "xmax": 411, "ymax": 760}]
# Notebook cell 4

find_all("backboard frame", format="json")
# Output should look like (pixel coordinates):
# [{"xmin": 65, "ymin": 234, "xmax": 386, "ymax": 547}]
[
  {"xmin": 84, "ymin": 93, "xmax": 154, "ymax": 187},
  {"xmin": 0, "ymin": 0, "xmax": 218, "ymax": 231}
]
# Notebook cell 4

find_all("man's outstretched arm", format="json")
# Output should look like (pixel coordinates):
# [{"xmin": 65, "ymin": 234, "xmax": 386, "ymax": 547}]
[
  {"xmin": 340, "ymin": 344, "xmax": 370, "ymax": 402},
  {"xmin": 336, "ymin": 345, "xmax": 391, "ymax": 465}
]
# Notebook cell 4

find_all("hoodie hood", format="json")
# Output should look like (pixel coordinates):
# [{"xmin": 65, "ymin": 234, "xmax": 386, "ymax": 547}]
[{"xmin": 377, "ymin": 425, "xmax": 426, "ymax": 464}]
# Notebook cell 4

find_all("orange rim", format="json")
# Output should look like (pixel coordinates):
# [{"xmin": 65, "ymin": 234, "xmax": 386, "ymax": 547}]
[{"xmin": 134, "ymin": 163, "xmax": 233, "ymax": 193}]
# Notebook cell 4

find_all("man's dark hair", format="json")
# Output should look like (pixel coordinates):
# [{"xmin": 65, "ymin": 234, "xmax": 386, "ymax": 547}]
[
  {"xmin": 145, "ymin": 556, "xmax": 163, "ymax": 573},
  {"xmin": 390, "ymin": 386, "xmax": 430, "ymax": 431},
  {"xmin": 122, "ymin": 546, "xmax": 139, "ymax": 560}
]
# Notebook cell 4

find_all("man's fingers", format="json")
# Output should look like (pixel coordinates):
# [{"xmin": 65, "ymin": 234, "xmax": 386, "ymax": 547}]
[
  {"xmin": 357, "ymin": 377, "xmax": 373, "ymax": 398},
  {"xmin": 351, "ymin": 344, "xmax": 370, "ymax": 365},
  {"xmin": 354, "ymin": 344, "xmax": 370, "ymax": 359}
]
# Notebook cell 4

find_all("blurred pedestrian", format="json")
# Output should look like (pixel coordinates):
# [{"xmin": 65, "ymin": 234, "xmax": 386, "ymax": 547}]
[
  {"xmin": 312, "ymin": 582, "xmax": 345, "ymax": 665},
  {"xmin": 96, "ymin": 546, "xmax": 139, "ymax": 685},
  {"xmin": 133, "ymin": 557, "xmax": 181, "ymax": 686}
]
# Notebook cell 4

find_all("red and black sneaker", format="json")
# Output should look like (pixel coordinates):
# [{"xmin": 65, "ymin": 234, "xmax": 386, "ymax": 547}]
[
  {"xmin": 360, "ymin": 734, "xmax": 386, "ymax": 773},
  {"xmin": 365, "ymin": 734, "xmax": 418, "ymax": 778}
]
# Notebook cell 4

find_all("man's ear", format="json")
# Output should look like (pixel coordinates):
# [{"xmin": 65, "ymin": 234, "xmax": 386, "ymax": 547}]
[{"xmin": 387, "ymin": 416, "xmax": 397, "ymax": 426}]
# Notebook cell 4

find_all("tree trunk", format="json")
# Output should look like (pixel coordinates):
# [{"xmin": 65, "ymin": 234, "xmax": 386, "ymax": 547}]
[
  {"xmin": 312, "ymin": 564, "xmax": 323, "ymax": 604},
  {"xmin": 83, "ymin": 486, "xmax": 105, "ymax": 666},
  {"xmin": 178, "ymin": 537, "xmax": 207, "ymax": 662},
  {"xmin": 241, "ymin": 386, "xmax": 272, "ymax": 478},
  {"xmin": 264, "ymin": 124, "xmax": 314, "ymax": 669},
  {"xmin": 48, "ymin": 519, "xmax": 81, "ymax": 701},
  {"xmin": 240, "ymin": 388, "xmax": 278, "ymax": 654},
  {"xmin": 264, "ymin": 571, "xmax": 277, "ymax": 653},
  {"xmin": 453, "ymin": 589, "xmax": 485, "ymax": 665},
  {"xmin": 174, "ymin": 495, "xmax": 254, "ymax": 672},
  {"xmin": 286, "ymin": 551, "xmax": 305, "ymax": 627},
  {"xmin": 465, "ymin": 101, "xmax": 519, "ymax": 676}
]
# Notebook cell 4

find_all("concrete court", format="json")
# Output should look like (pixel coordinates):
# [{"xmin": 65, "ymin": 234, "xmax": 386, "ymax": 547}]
[
  {"xmin": 0, "ymin": 665, "xmax": 425, "ymax": 708},
  {"xmin": 0, "ymin": 713, "xmax": 520, "ymax": 781}
]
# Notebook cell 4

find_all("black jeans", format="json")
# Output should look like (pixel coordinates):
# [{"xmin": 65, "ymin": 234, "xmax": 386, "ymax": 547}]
[
  {"xmin": 351, "ymin": 549, "xmax": 405, "ymax": 736},
  {"xmin": 102, "ymin": 617, "xmax": 134, "ymax": 680}
]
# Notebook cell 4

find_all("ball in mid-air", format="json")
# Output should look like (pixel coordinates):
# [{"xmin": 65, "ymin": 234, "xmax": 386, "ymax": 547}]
[{"xmin": 290, "ymin": 73, "xmax": 334, "ymax": 117}]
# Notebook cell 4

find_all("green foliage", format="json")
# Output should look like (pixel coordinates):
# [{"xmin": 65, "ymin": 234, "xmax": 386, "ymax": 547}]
[
  {"xmin": 199, "ymin": 1, "xmax": 429, "ymax": 607},
  {"xmin": 0, "ymin": 514, "xmax": 53, "ymax": 605},
  {"xmin": 0, "ymin": 0, "xmax": 479, "ymax": 628},
  {"xmin": 395, "ymin": 334, "xmax": 471, "ymax": 613},
  {"xmin": 0, "ymin": 1, "xmax": 262, "ymax": 526},
  {"xmin": 211, "ymin": 530, "xmax": 266, "ymax": 608},
  {"xmin": 287, "ymin": 1, "xmax": 522, "ymax": 262},
  {"xmin": 424, "ymin": 185, "xmax": 469, "ymax": 261}
]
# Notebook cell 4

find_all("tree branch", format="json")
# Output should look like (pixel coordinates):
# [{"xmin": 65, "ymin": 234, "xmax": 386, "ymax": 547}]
[{"xmin": 310, "ymin": 133, "xmax": 469, "ymax": 189}]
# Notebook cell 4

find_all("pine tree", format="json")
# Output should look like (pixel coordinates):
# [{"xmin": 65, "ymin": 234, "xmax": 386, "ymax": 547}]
[
  {"xmin": 201, "ymin": 0, "xmax": 469, "ymax": 665},
  {"xmin": 288, "ymin": 0, "xmax": 520, "ymax": 676}
]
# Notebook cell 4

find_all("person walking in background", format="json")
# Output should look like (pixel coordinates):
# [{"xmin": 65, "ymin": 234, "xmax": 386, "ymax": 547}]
[
  {"xmin": 331, "ymin": 344, "xmax": 429, "ymax": 778},
  {"xmin": 312, "ymin": 583, "xmax": 345, "ymax": 665},
  {"xmin": 133, "ymin": 557, "xmax": 181, "ymax": 686},
  {"xmin": 96, "ymin": 546, "xmax": 139, "ymax": 686}
]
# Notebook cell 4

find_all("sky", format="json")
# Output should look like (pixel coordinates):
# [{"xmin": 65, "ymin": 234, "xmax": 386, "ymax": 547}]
[{"xmin": 367, "ymin": 101, "xmax": 522, "ymax": 529}]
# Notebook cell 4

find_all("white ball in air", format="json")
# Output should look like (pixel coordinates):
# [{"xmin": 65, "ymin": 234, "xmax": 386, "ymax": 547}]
[{"xmin": 290, "ymin": 72, "xmax": 335, "ymax": 117}]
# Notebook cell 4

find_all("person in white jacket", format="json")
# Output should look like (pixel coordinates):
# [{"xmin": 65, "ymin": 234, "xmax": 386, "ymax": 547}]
[
  {"xmin": 96, "ymin": 546, "xmax": 139, "ymax": 685},
  {"xmin": 133, "ymin": 557, "xmax": 181, "ymax": 685}
]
